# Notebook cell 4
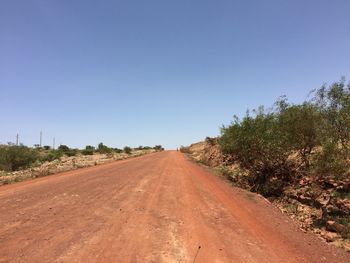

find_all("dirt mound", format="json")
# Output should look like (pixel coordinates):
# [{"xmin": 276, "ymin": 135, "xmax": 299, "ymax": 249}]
[{"xmin": 188, "ymin": 137, "xmax": 229, "ymax": 166}]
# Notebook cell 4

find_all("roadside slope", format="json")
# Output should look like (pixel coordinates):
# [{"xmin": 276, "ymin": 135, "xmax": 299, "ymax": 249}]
[{"xmin": 0, "ymin": 151, "xmax": 348, "ymax": 262}]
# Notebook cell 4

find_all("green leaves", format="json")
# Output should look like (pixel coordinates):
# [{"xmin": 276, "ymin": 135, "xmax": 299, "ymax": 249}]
[{"xmin": 219, "ymin": 78, "xmax": 350, "ymax": 196}]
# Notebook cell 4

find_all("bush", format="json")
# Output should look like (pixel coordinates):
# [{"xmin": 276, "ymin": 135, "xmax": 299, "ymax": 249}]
[
  {"xmin": 42, "ymin": 150, "xmax": 63, "ymax": 162},
  {"xmin": 97, "ymin": 142, "xmax": 112, "ymax": 154},
  {"xmin": 312, "ymin": 141, "xmax": 348, "ymax": 180},
  {"xmin": 113, "ymin": 148, "xmax": 123, "ymax": 153},
  {"xmin": 65, "ymin": 149, "xmax": 78, "ymax": 157},
  {"xmin": 142, "ymin": 146, "xmax": 152, "ymax": 150},
  {"xmin": 58, "ymin": 145, "xmax": 70, "ymax": 152},
  {"xmin": 154, "ymin": 145, "xmax": 164, "ymax": 151},
  {"xmin": 81, "ymin": 145, "xmax": 95, "ymax": 155},
  {"xmin": 123, "ymin": 146, "xmax": 132, "ymax": 154},
  {"xmin": 277, "ymin": 100, "xmax": 322, "ymax": 167},
  {"xmin": 0, "ymin": 146, "xmax": 39, "ymax": 171},
  {"xmin": 315, "ymin": 78, "xmax": 350, "ymax": 150},
  {"xmin": 219, "ymin": 78, "xmax": 350, "ymax": 196},
  {"xmin": 220, "ymin": 109, "xmax": 294, "ymax": 196}
]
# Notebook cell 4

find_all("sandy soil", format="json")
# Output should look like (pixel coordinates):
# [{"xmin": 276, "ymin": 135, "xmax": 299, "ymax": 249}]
[{"xmin": 0, "ymin": 151, "xmax": 348, "ymax": 262}]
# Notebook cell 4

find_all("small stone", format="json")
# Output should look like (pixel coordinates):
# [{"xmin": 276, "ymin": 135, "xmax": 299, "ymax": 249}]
[
  {"xmin": 321, "ymin": 231, "xmax": 339, "ymax": 242},
  {"xmin": 326, "ymin": 220, "xmax": 345, "ymax": 233}
]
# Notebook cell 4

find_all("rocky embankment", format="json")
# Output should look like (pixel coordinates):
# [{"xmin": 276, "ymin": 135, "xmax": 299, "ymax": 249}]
[
  {"xmin": 0, "ymin": 150, "xmax": 154, "ymax": 186},
  {"xmin": 186, "ymin": 138, "xmax": 350, "ymax": 251}
]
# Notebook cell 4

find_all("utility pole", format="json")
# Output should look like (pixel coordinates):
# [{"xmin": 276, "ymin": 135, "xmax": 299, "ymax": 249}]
[
  {"xmin": 16, "ymin": 133, "xmax": 19, "ymax": 145},
  {"xmin": 40, "ymin": 130, "xmax": 42, "ymax": 147},
  {"xmin": 53, "ymin": 137, "xmax": 55, "ymax": 150}
]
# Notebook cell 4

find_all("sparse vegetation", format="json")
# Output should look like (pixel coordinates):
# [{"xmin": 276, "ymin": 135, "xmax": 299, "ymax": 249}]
[{"xmin": 0, "ymin": 142, "xmax": 156, "ymax": 186}]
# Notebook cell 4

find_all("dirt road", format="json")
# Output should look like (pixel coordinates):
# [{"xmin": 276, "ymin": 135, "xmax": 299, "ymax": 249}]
[{"xmin": 0, "ymin": 151, "xmax": 348, "ymax": 262}]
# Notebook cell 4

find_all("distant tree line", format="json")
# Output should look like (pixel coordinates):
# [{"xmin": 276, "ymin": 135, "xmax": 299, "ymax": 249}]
[{"xmin": 0, "ymin": 142, "xmax": 164, "ymax": 172}]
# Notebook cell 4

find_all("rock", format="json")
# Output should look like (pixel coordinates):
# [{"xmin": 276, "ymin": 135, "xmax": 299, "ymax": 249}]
[
  {"xmin": 320, "ymin": 230, "xmax": 339, "ymax": 242},
  {"xmin": 316, "ymin": 193, "xmax": 331, "ymax": 207},
  {"xmin": 326, "ymin": 220, "xmax": 345, "ymax": 233}
]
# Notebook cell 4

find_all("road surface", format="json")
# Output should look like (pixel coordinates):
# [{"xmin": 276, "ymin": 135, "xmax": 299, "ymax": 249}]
[{"xmin": 0, "ymin": 151, "xmax": 348, "ymax": 262}]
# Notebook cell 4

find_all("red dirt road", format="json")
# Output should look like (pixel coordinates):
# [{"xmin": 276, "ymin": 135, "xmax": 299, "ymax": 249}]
[{"xmin": 0, "ymin": 151, "xmax": 348, "ymax": 263}]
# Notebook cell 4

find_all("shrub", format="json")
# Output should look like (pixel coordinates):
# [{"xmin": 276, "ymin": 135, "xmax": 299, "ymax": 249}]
[
  {"xmin": 81, "ymin": 145, "xmax": 95, "ymax": 155},
  {"xmin": 97, "ymin": 142, "xmax": 112, "ymax": 154},
  {"xmin": 42, "ymin": 150, "xmax": 63, "ymax": 162},
  {"xmin": 65, "ymin": 149, "xmax": 78, "ymax": 157},
  {"xmin": 123, "ymin": 146, "xmax": 132, "ymax": 154},
  {"xmin": 142, "ymin": 146, "xmax": 152, "ymax": 150},
  {"xmin": 315, "ymin": 79, "xmax": 350, "ymax": 151},
  {"xmin": 154, "ymin": 145, "xmax": 164, "ymax": 151},
  {"xmin": 0, "ymin": 146, "xmax": 39, "ymax": 171},
  {"xmin": 312, "ymin": 141, "xmax": 348, "ymax": 180},
  {"xmin": 219, "ymin": 78, "xmax": 350, "ymax": 196},
  {"xmin": 113, "ymin": 148, "xmax": 123, "ymax": 153},
  {"xmin": 58, "ymin": 145, "xmax": 70, "ymax": 152},
  {"xmin": 277, "ymin": 100, "xmax": 322, "ymax": 167},
  {"xmin": 220, "ymin": 108, "xmax": 294, "ymax": 196}
]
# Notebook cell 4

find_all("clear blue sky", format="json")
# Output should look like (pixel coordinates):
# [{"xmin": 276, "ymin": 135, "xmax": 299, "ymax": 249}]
[{"xmin": 1, "ymin": 0, "xmax": 349, "ymax": 149}]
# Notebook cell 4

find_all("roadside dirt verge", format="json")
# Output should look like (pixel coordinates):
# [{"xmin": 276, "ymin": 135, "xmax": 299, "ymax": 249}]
[
  {"xmin": 186, "ymin": 139, "xmax": 350, "ymax": 252},
  {"xmin": 0, "ymin": 150, "xmax": 154, "ymax": 186}
]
